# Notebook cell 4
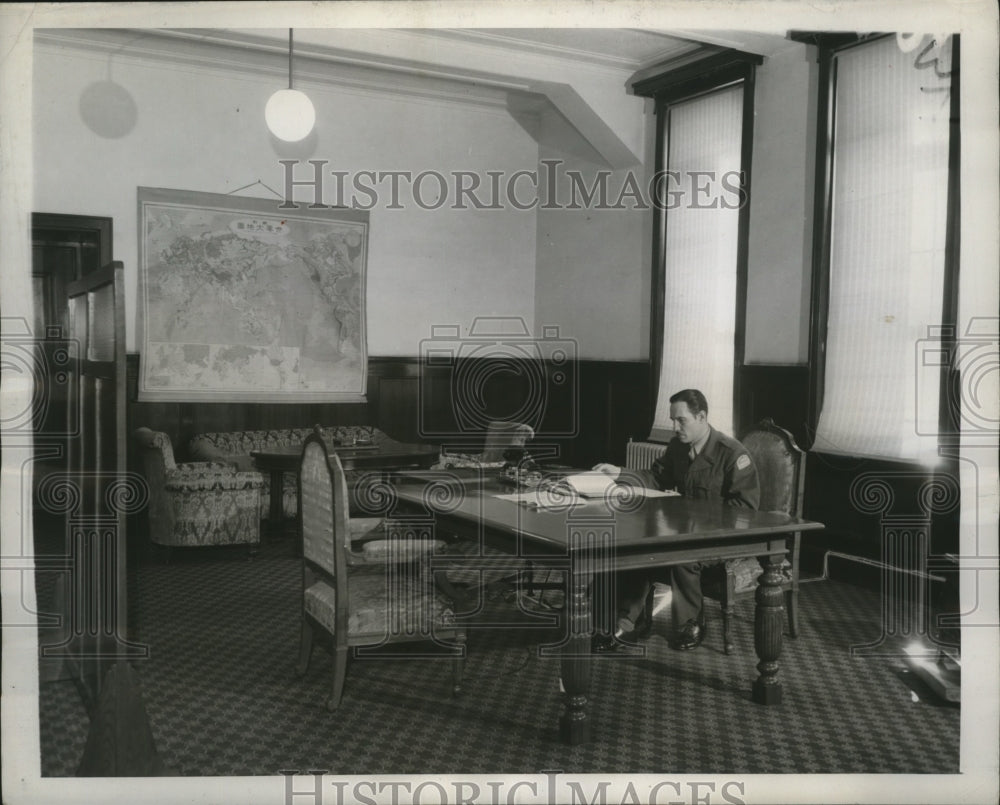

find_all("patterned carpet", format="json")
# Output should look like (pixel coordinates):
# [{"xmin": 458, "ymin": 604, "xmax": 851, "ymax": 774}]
[{"xmin": 37, "ymin": 538, "xmax": 961, "ymax": 777}]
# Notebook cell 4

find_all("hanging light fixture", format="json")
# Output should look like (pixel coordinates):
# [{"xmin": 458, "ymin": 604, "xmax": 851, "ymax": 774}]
[{"xmin": 265, "ymin": 29, "xmax": 315, "ymax": 142}]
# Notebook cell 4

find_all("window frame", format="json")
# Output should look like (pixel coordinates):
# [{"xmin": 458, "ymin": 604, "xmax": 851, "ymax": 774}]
[
  {"xmin": 633, "ymin": 52, "xmax": 760, "ymax": 438},
  {"xmin": 805, "ymin": 34, "xmax": 962, "ymax": 452}
]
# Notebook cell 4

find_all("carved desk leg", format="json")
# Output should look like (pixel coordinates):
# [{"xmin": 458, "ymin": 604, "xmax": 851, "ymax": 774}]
[
  {"xmin": 752, "ymin": 552, "xmax": 785, "ymax": 705},
  {"xmin": 560, "ymin": 569, "xmax": 593, "ymax": 745}
]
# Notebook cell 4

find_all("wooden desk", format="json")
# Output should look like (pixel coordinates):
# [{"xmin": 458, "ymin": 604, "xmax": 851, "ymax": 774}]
[
  {"xmin": 390, "ymin": 471, "xmax": 824, "ymax": 745},
  {"xmin": 251, "ymin": 441, "xmax": 439, "ymax": 532}
]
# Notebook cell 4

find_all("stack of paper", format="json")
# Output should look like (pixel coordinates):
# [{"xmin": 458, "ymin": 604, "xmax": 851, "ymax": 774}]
[
  {"xmin": 637, "ymin": 488, "xmax": 680, "ymax": 498},
  {"xmin": 494, "ymin": 491, "xmax": 584, "ymax": 509},
  {"xmin": 561, "ymin": 473, "xmax": 682, "ymax": 499},
  {"xmin": 562, "ymin": 471, "xmax": 618, "ymax": 498}
]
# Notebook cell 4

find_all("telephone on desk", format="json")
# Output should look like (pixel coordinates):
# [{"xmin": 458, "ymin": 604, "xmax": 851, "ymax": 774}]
[{"xmin": 499, "ymin": 448, "xmax": 545, "ymax": 488}]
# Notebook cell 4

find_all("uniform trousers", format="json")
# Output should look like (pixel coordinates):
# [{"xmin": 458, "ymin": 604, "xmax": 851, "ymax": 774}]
[{"xmin": 613, "ymin": 562, "xmax": 712, "ymax": 633}]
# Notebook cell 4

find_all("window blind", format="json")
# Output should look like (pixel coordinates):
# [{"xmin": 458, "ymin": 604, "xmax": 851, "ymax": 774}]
[
  {"xmin": 650, "ymin": 84, "xmax": 743, "ymax": 442},
  {"xmin": 814, "ymin": 36, "xmax": 953, "ymax": 461}
]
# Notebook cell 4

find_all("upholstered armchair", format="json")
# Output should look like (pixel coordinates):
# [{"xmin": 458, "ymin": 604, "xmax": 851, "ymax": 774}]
[
  {"xmin": 133, "ymin": 428, "xmax": 265, "ymax": 552},
  {"xmin": 297, "ymin": 432, "xmax": 464, "ymax": 709},
  {"xmin": 707, "ymin": 418, "xmax": 805, "ymax": 653}
]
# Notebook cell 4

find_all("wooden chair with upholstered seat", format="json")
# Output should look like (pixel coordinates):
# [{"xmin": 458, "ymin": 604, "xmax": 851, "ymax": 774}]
[
  {"xmin": 708, "ymin": 418, "xmax": 805, "ymax": 654},
  {"xmin": 297, "ymin": 431, "xmax": 465, "ymax": 709}
]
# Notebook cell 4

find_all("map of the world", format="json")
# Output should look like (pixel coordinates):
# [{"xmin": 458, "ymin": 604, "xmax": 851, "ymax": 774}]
[{"xmin": 137, "ymin": 188, "xmax": 368, "ymax": 402}]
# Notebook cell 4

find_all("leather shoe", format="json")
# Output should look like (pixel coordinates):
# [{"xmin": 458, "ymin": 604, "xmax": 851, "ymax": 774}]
[
  {"xmin": 591, "ymin": 633, "xmax": 621, "ymax": 652},
  {"xmin": 591, "ymin": 626, "xmax": 639, "ymax": 653},
  {"xmin": 669, "ymin": 618, "xmax": 706, "ymax": 651}
]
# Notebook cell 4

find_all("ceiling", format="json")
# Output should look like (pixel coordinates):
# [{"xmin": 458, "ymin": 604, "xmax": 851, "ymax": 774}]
[
  {"xmin": 241, "ymin": 27, "xmax": 795, "ymax": 73},
  {"xmin": 417, "ymin": 28, "xmax": 706, "ymax": 70},
  {"xmin": 37, "ymin": 26, "xmax": 795, "ymax": 85},
  {"xmin": 36, "ymin": 25, "xmax": 798, "ymax": 170}
]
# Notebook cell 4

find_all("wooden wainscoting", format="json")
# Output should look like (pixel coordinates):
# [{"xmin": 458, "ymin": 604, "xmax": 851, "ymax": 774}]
[
  {"xmin": 737, "ymin": 363, "xmax": 960, "ymax": 595},
  {"xmin": 125, "ymin": 354, "xmax": 650, "ymax": 468},
  {"xmin": 802, "ymin": 452, "xmax": 961, "ymax": 569},
  {"xmin": 125, "ymin": 353, "xmax": 961, "ymax": 606},
  {"xmin": 738, "ymin": 363, "xmax": 811, "ymax": 449}
]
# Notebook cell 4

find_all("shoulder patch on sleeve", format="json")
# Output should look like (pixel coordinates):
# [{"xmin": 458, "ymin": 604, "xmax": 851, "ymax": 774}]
[{"xmin": 736, "ymin": 453, "xmax": 751, "ymax": 471}]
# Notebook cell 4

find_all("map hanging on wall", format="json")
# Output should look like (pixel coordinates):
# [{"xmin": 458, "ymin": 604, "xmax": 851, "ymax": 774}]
[{"xmin": 137, "ymin": 187, "xmax": 368, "ymax": 402}]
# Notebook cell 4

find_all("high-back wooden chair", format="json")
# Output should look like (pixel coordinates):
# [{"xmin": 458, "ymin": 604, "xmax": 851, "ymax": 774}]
[
  {"xmin": 297, "ymin": 432, "xmax": 465, "ymax": 709},
  {"xmin": 480, "ymin": 420, "xmax": 535, "ymax": 463},
  {"xmin": 437, "ymin": 420, "xmax": 536, "ymax": 469},
  {"xmin": 713, "ymin": 418, "xmax": 806, "ymax": 653},
  {"xmin": 435, "ymin": 420, "xmax": 536, "ymax": 602}
]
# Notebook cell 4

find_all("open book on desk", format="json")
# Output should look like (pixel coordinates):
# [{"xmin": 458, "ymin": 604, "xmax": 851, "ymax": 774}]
[
  {"xmin": 561, "ymin": 471, "xmax": 618, "ymax": 497},
  {"xmin": 495, "ymin": 474, "xmax": 681, "ymax": 508},
  {"xmin": 562, "ymin": 472, "xmax": 680, "ymax": 498}
]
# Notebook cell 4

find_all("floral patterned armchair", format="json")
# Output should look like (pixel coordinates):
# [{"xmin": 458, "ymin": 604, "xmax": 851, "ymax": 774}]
[{"xmin": 134, "ymin": 428, "xmax": 265, "ymax": 551}]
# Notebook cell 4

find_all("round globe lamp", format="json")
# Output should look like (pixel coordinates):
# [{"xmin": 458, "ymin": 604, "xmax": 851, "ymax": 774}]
[
  {"xmin": 265, "ymin": 88, "xmax": 315, "ymax": 142},
  {"xmin": 266, "ymin": 30, "xmax": 315, "ymax": 143}
]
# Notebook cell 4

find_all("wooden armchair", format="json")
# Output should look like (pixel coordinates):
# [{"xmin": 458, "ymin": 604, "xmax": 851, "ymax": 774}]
[
  {"xmin": 296, "ymin": 432, "xmax": 465, "ymax": 710},
  {"xmin": 434, "ymin": 421, "xmax": 537, "ymax": 602},
  {"xmin": 709, "ymin": 418, "xmax": 805, "ymax": 653},
  {"xmin": 479, "ymin": 420, "xmax": 536, "ymax": 462}
]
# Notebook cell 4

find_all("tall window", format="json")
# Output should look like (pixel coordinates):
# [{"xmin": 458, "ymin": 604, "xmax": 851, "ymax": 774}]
[
  {"xmin": 810, "ymin": 35, "xmax": 957, "ymax": 461},
  {"xmin": 652, "ymin": 85, "xmax": 744, "ymax": 438},
  {"xmin": 633, "ymin": 54, "xmax": 758, "ymax": 441}
]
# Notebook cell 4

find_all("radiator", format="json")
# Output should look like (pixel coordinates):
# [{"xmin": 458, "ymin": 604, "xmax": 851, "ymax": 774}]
[{"xmin": 625, "ymin": 439, "xmax": 668, "ymax": 470}]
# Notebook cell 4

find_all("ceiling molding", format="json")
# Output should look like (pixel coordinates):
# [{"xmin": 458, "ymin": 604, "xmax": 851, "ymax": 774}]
[
  {"xmin": 34, "ymin": 28, "xmax": 519, "ymax": 112},
  {"xmin": 665, "ymin": 29, "xmax": 796, "ymax": 58},
  {"xmin": 167, "ymin": 28, "xmax": 537, "ymax": 93},
  {"xmin": 35, "ymin": 26, "xmax": 643, "ymax": 169},
  {"xmin": 419, "ymin": 28, "xmax": 701, "ymax": 73}
]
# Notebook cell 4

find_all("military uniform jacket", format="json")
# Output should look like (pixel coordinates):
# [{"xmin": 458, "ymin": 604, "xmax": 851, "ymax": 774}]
[{"xmin": 625, "ymin": 427, "xmax": 760, "ymax": 510}]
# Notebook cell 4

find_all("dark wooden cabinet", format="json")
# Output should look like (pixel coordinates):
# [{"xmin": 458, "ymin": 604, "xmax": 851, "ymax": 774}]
[{"xmin": 32, "ymin": 213, "xmax": 134, "ymax": 704}]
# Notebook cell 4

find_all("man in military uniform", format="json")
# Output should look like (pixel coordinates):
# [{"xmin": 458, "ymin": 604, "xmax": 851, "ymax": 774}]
[{"xmin": 592, "ymin": 388, "xmax": 760, "ymax": 651}]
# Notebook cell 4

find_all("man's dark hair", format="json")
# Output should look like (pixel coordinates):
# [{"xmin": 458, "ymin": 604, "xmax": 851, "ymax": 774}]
[{"xmin": 669, "ymin": 388, "xmax": 708, "ymax": 416}]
